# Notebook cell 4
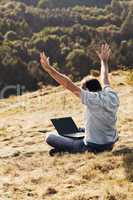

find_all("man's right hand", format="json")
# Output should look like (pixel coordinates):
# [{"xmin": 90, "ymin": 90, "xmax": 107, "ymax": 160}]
[{"xmin": 96, "ymin": 44, "xmax": 111, "ymax": 63}]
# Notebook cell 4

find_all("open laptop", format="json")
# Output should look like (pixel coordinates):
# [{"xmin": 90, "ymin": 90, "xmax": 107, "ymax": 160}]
[{"xmin": 50, "ymin": 117, "xmax": 85, "ymax": 139}]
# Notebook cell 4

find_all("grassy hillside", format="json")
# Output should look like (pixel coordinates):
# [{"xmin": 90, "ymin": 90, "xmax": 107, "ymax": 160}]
[
  {"xmin": 0, "ymin": 70, "xmax": 133, "ymax": 199},
  {"xmin": 0, "ymin": 0, "xmax": 133, "ymax": 96}
]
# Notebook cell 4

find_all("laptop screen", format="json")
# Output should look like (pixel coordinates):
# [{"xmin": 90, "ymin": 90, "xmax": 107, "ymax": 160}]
[{"xmin": 51, "ymin": 117, "xmax": 79, "ymax": 135}]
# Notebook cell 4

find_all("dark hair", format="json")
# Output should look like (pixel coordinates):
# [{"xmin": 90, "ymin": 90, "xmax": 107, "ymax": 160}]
[{"xmin": 82, "ymin": 78, "xmax": 102, "ymax": 92}]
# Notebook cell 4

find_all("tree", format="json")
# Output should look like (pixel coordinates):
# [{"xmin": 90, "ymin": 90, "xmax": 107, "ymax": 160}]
[
  {"xmin": 0, "ymin": 33, "xmax": 4, "ymax": 41},
  {"xmin": 111, "ymin": 0, "xmax": 123, "ymax": 16},
  {"xmin": 66, "ymin": 49, "xmax": 90, "ymax": 79},
  {"xmin": 38, "ymin": 0, "xmax": 49, "ymax": 8},
  {"xmin": 18, "ymin": 0, "xmax": 38, "ymax": 6},
  {"xmin": 120, "ymin": 8, "xmax": 133, "ymax": 39},
  {"xmin": 4, "ymin": 31, "xmax": 18, "ymax": 41},
  {"xmin": 38, "ymin": 0, "xmax": 112, "ymax": 9},
  {"xmin": 42, "ymin": 35, "xmax": 61, "ymax": 63}
]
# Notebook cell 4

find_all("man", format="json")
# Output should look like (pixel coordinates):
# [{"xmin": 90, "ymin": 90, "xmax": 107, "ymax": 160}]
[{"xmin": 40, "ymin": 44, "xmax": 119, "ymax": 156}]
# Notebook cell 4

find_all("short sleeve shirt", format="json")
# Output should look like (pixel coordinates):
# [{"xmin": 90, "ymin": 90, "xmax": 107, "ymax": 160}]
[{"xmin": 80, "ymin": 86, "xmax": 119, "ymax": 145}]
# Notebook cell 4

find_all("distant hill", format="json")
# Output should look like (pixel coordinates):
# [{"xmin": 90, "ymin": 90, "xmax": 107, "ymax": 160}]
[{"xmin": 0, "ymin": 0, "xmax": 133, "ymax": 96}]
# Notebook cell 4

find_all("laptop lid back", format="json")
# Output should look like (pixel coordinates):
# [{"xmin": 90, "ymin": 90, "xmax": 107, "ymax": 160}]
[{"xmin": 51, "ymin": 117, "xmax": 79, "ymax": 135}]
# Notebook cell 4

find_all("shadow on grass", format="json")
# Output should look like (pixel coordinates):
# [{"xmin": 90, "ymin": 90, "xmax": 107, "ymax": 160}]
[{"xmin": 113, "ymin": 147, "xmax": 133, "ymax": 182}]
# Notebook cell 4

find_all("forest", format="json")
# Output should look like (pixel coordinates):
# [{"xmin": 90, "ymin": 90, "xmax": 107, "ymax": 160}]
[{"xmin": 0, "ymin": 0, "xmax": 133, "ymax": 95}]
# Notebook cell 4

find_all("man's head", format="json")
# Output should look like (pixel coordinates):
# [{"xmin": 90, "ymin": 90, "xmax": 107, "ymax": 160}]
[{"xmin": 81, "ymin": 78, "xmax": 102, "ymax": 92}]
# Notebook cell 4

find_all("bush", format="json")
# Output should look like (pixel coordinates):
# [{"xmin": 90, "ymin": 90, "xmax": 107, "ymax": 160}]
[
  {"xmin": 120, "ymin": 8, "xmax": 133, "ymax": 39},
  {"xmin": 66, "ymin": 49, "xmax": 90, "ymax": 79},
  {"xmin": 4, "ymin": 31, "xmax": 18, "ymax": 41},
  {"xmin": 0, "ymin": 32, "xmax": 4, "ymax": 41},
  {"xmin": 42, "ymin": 35, "xmax": 61, "ymax": 63}
]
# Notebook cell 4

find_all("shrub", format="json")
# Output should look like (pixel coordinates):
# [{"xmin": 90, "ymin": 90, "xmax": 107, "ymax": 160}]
[
  {"xmin": 66, "ymin": 49, "xmax": 90, "ymax": 79},
  {"xmin": 4, "ymin": 31, "xmax": 18, "ymax": 41},
  {"xmin": 0, "ymin": 32, "xmax": 4, "ymax": 41}
]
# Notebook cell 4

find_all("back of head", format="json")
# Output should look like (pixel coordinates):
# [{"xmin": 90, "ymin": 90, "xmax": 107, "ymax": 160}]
[{"xmin": 81, "ymin": 78, "xmax": 102, "ymax": 92}]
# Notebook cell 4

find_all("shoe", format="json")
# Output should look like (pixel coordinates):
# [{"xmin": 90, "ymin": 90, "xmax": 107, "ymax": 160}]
[
  {"xmin": 49, "ymin": 148, "xmax": 60, "ymax": 156},
  {"xmin": 78, "ymin": 127, "xmax": 85, "ymax": 132}
]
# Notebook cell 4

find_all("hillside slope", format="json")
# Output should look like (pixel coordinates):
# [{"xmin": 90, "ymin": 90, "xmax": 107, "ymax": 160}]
[
  {"xmin": 0, "ymin": 0, "xmax": 133, "ymax": 94},
  {"xmin": 0, "ymin": 71, "xmax": 133, "ymax": 199}
]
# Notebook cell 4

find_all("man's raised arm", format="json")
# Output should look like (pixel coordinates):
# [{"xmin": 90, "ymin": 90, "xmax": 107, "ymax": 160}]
[
  {"xmin": 96, "ymin": 44, "xmax": 111, "ymax": 87},
  {"xmin": 40, "ymin": 52, "xmax": 81, "ymax": 98}
]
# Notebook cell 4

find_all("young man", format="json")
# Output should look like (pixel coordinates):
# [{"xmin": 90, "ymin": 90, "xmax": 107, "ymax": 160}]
[{"xmin": 40, "ymin": 44, "xmax": 119, "ymax": 156}]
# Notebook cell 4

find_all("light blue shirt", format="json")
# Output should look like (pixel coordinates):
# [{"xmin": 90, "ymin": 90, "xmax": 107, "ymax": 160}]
[{"xmin": 80, "ymin": 86, "xmax": 119, "ymax": 145}]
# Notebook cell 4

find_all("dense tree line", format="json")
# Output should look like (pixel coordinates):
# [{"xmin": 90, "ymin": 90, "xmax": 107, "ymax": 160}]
[
  {"xmin": 17, "ymin": 0, "xmax": 112, "ymax": 8},
  {"xmin": 37, "ymin": 0, "xmax": 112, "ymax": 9},
  {"xmin": 0, "ymin": 0, "xmax": 133, "ymax": 96}
]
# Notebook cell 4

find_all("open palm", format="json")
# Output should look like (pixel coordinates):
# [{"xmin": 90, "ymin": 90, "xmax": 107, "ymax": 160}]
[{"xmin": 96, "ymin": 44, "xmax": 111, "ymax": 63}]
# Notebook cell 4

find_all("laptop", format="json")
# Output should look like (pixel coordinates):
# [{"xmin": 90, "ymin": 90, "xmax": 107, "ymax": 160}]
[{"xmin": 50, "ymin": 117, "xmax": 85, "ymax": 139}]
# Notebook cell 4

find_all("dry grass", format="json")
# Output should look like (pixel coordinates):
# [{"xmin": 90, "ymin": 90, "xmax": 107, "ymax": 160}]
[
  {"xmin": 126, "ymin": 70, "xmax": 133, "ymax": 85},
  {"xmin": 0, "ymin": 70, "xmax": 133, "ymax": 200}
]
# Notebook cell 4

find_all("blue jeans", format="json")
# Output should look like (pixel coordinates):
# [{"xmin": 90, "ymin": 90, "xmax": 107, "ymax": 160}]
[{"xmin": 46, "ymin": 133, "xmax": 114, "ymax": 154}]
